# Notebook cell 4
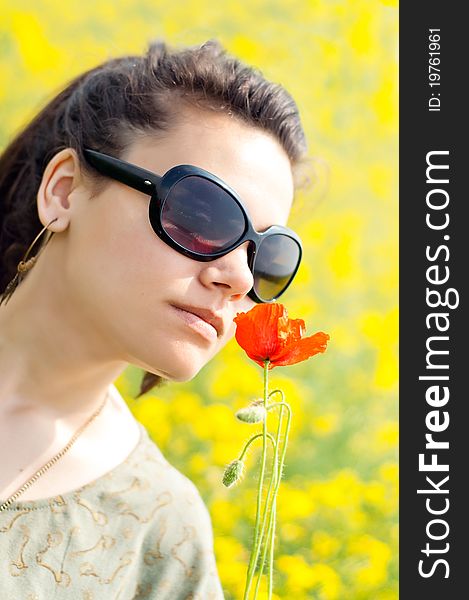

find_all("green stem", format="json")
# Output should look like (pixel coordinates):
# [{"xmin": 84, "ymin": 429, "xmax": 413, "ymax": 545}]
[
  {"xmin": 268, "ymin": 389, "xmax": 285, "ymax": 402},
  {"xmin": 243, "ymin": 359, "xmax": 270, "ymax": 600},
  {"xmin": 259, "ymin": 403, "xmax": 292, "ymax": 594},
  {"xmin": 267, "ymin": 401, "xmax": 289, "ymax": 413},
  {"xmin": 238, "ymin": 433, "xmax": 276, "ymax": 462},
  {"xmin": 253, "ymin": 403, "xmax": 285, "ymax": 597},
  {"xmin": 268, "ymin": 497, "xmax": 277, "ymax": 596},
  {"xmin": 267, "ymin": 404, "xmax": 285, "ymax": 600}
]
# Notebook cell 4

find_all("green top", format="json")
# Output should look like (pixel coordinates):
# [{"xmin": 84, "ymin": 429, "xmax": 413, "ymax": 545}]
[{"xmin": 0, "ymin": 421, "xmax": 225, "ymax": 599}]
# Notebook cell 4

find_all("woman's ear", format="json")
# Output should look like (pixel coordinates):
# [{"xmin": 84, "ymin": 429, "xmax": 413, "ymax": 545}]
[{"xmin": 36, "ymin": 148, "xmax": 83, "ymax": 232}]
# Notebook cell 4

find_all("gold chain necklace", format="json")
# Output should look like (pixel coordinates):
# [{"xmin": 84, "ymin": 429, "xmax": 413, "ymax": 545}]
[{"xmin": 0, "ymin": 392, "xmax": 109, "ymax": 512}]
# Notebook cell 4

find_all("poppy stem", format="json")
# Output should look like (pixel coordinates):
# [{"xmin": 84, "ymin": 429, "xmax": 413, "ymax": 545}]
[
  {"xmin": 263, "ymin": 402, "xmax": 292, "ymax": 596},
  {"xmin": 238, "ymin": 433, "xmax": 276, "ymax": 461},
  {"xmin": 253, "ymin": 398, "xmax": 285, "ymax": 598},
  {"xmin": 267, "ymin": 402, "xmax": 291, "ymax": 596},
  {"xmin": 268, "ymin": 389, "xmax": 285, "ymax": 402},
  {"xmin": 243, "ymin": 359, "xmax": 270, "ymax": 600},
  {"xmin": 266, "ymin": 401, "xmax": 289, "ymax": 413},
  {"xmin": 268, "ymin": 494, "xmax": 277, "ymax": 596}
]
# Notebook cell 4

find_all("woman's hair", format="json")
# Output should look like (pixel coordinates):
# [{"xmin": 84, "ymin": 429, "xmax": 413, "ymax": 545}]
[{"xmin": 0, "ymin": 38, "xmax": 309, "ymax": 398}]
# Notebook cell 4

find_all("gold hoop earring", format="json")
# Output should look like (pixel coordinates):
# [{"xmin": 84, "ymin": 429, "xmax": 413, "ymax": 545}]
[{"xmin": 0, "ymin": 217, "xmax": 59, "ymax": 307}]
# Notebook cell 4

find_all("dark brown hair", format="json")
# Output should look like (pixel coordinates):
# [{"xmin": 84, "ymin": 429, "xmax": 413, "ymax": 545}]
[{"xmin": 0, "ymin": 38, "xmax": 309, "ymax": 398}]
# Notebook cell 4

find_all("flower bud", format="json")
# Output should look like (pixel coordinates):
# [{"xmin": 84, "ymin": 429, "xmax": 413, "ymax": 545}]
[
  {"xmin": 222, "ymin": 459, "xmax": 245, "ymax": 487},
  {"xmin": 236, "ymin": 401, "xmax": 266, "ymax": 424}
]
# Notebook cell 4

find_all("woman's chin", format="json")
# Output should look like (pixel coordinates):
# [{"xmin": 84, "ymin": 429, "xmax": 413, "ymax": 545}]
[
  {"xmin": 138, "ymin": 356, "xmax": 205, "ymax": 384},
  {"xmin": 167, "ymin": 361, "xmax": 205, "ymax": 383}
]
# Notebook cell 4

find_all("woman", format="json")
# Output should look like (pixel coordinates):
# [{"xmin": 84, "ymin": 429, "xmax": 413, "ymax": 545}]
[{"xmin": 0, "ymin": 39, "xmax": 308, "ymax": 598}]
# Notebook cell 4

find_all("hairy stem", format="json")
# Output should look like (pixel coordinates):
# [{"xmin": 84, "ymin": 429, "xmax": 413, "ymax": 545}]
[
  {"xmin": 253, "ymin": 402, "xmax": 285, "ymax": 597},
  {"xmin": 243, "ymin": 359, "xmax": 270, "ymax": 600}
]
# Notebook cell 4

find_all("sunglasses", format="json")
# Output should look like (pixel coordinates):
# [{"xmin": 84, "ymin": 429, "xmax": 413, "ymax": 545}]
[{"xmin": 83, "ymin": 148, "xmax": 303, "ymax": 303}]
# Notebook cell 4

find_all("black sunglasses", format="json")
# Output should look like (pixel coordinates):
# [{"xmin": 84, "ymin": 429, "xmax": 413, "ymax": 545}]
[{"xmin": 83, "ymin": 148, "xmax": 303, "ymax": 303}]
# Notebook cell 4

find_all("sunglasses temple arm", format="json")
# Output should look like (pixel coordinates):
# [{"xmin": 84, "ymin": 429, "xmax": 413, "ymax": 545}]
[{"xmin": 83, "ymin": 149, "xmax": 161, "ymax": 195}]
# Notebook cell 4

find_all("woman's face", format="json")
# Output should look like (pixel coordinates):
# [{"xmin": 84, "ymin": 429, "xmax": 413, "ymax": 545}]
[{"xmin": 60, "ymin": 108, "xmax": 295, "ymax": 381}]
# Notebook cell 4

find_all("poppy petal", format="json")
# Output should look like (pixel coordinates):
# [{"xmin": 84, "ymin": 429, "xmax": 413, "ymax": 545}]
[
  {"xmin": 271, "ymin": 332, "xmax": 330, "ymax": 366},
  {"xmin": 234, "ymin": 304, "xmax": 285, "ymax": 360},
  {"xmin": 278, "ymin": 317, "xmax": 305, "ymax": 344},
  {"xmin": 233, "ymin": 303, "xmax": 329, "ymax": 369}
]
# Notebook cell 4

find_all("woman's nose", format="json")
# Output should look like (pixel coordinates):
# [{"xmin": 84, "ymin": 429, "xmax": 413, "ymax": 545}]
[{"xmin": 198, "ymin": 241, "xmax": 254, "ymax": 301}]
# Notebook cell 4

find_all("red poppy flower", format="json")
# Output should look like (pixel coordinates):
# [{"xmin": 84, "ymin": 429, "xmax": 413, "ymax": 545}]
[{"xmin": 233, "ymin": 303, "xmax": 329, "ymax": 369}]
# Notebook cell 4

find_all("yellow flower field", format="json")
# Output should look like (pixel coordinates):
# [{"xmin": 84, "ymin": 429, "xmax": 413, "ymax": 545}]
[{"xmin": 0, "ymin": 1, "xmax": 398, "ymax": 597}]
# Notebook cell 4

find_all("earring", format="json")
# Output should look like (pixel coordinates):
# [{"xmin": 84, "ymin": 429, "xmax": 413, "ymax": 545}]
[{"xmin": 0, "ymin": 217, "xmax": 59, "ymax": 307}]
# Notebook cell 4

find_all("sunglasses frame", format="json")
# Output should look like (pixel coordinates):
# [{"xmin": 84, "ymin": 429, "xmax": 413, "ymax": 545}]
[{"xmin": 83, "ymin": 148, "xmax": 303, "ymax": 303}]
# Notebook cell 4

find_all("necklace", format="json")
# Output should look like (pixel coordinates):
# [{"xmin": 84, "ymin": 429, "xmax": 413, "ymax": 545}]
[{"xmin": 0, "ymin": 391, "xmax": 109, "ymax": 512}]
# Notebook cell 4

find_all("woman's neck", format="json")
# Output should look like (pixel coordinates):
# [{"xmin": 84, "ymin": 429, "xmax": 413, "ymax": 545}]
[
  {"xmin": 0, "ymin": 260, "xmax": 129, "ymax": 418},
  {"xmin": 0, "ymin": 272, "xmax": 142, "ymax": 501}
]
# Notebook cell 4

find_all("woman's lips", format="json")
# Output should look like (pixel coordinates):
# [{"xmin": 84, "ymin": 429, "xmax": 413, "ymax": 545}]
[{"xmin": 170, "ymin": 305, "xmax": 219, "ymax": 342}]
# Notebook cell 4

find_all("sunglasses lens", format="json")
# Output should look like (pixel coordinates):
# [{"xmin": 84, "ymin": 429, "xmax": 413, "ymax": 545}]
[
  {"xmin": 253, "ymin": 234, "xmax": 301, "ymax": 301},
  {"xmin": 161, "ymin": 176, "xmax": 246, "ymax": 253}
]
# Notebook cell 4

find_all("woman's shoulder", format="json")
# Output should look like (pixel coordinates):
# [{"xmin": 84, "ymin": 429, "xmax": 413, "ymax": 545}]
[
  {"xmin": 98, "ymin": 420, "xmax": 212, "ymax": 526},
  {"xmin": 0, "ymin": 418, "xmax": 211, "ymax": 532},
  {"xmin": 0, "ymin": 420, "xmax": 225, "ymax": 599},
  {"xmin": 81, "ymin": 421, "xmax": 224, "ymax": 598}
]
